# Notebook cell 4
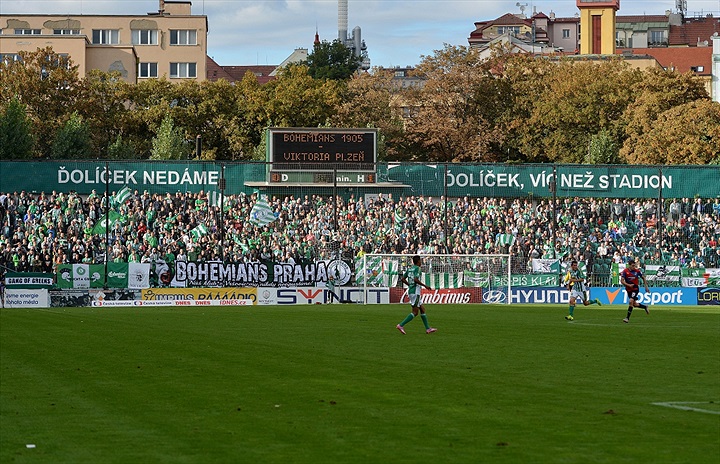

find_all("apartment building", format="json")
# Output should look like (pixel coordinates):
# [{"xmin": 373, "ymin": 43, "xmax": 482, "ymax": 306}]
[{"xmin": 0, "ymin": 0, "xmax": 207, "ymax": 83}]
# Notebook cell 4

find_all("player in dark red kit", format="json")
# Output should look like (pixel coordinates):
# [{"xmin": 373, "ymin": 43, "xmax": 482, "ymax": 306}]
[{"xmin": 619, "ymin": 259, "xmax": 650, "ymax": 323}]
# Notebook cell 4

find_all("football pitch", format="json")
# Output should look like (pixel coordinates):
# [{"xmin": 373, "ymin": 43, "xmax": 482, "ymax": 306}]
[{"xmin": 1, "ymin": 304, "xmax": 718, "ymax": 463}]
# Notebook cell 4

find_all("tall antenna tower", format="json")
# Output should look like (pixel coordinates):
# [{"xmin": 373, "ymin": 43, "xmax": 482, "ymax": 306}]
[
  {"xmin": 675, "ymin": 0, "xmax": 687, "ymax": 15},
  {"xmin": 338, "ymin": 0, "xmax": 348, "ymax": 42}
]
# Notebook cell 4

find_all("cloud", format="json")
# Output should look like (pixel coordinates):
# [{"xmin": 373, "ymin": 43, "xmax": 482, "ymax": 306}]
[{"xmin": 3, "ymin": 0, "xmax": 719, "ymax": 67}]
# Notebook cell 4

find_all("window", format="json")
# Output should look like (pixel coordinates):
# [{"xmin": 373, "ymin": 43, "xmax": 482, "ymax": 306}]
[
  {"xmin": 497, "ymin": 26, "xmax": 520, "ymax": 35},
  {"xmin": 1, "ymin": 53, "xmax": 23, "ymax": 65},
  {"xmin": 138, "ymin": 62, "xmax": 158, "ymax": 78},
  {"xmin": 54, "ymin": 29, "xmax": 81, "ymax": 35},
  {"xmin": 170, "ymin": 62, "xmax": 196, "ymax": 78},
  {"xmin": 649, "ymin": 30, "xmax": 667, "ymax": 46},
  {"xmin": 562, "ymin": 29, "xmax": 570, "ymax": 39},
  {"xmin": 170, "ymin": 29, "xmax": 197, "ymax": 45},
  {"xmin": 14, "ymin": 29, "xmax": 41, "ymax": 35},
  {"xmin": 690, "ymin": 66, "xmax": 705, "ymax": 73},
  {"xmin": 92, "ymin": 29, "xmax": 119, "ymax": 44},
  {"xmin": 132, "ymin": 29, "xmax": 158, "ymax": 45}
]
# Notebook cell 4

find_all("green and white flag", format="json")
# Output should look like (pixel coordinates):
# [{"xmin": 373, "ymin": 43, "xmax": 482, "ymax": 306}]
[
  {"xmin": 355, "ymin": 256, "xmax": 399, "ymax": 287},
  {"xmin": 113, "ymin": 186, "xmax": 132, "ymax": 207},
  {"xmin": 56, "ymin": 264, "xmax": 90, "ymax": 289},
  {"xmin": 208, "ymin": 191, "xmax": 224, "ymax": 208},
  {"xmin": 190, "ymin": 224, "xmax": 209, "ymax": 242},
  {"xmin": 422, "ymin": 273, "xmax": 462, "ymax": 289},
  {"xmin": 394, "ymin": 210, "xmax": 406, "ymax": 229},
  {"xmin": 464, "ymin": 271, "xmax": 490, "ymax": 287},
  {"xmin": 645, "ymin": 265, "xmax": 681, "ymax": 285},
  {"xmin": 249, "ymin": 195, "xmax": 276, "ymax": 227},
  {"xmin": 91, "ymin": 210, "xmax": 123, "ymax": 235},
  {"xmin": 495, "ymin": 233, "xmax": 515, "ymax": 246}
]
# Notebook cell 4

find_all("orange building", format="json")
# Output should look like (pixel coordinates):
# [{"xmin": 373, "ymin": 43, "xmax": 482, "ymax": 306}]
[{"xmin": 0, "ymin": 0, "xmax": 207, "ymax": 83}]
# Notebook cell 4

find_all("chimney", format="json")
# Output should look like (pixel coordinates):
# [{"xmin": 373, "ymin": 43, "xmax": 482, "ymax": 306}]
[{"xmin": 338, "ymin": 0, "xmax": 348, "ymax": 42}]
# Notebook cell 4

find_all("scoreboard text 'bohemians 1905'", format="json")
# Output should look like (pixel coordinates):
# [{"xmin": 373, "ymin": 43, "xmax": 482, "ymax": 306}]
[{"xmin": 268, "ymin": 128, "xmax": 377, "ymax": 172}]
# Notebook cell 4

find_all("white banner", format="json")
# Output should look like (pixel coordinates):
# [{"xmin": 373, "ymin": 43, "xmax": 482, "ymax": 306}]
[
  {"xmin": 681, "ymin": 277, "xmax": 707, "ymax": 287},
  {"xmin": 4, "ymin": 289, "xmax": 50, "ymax": 308},
  {"xmin": 73, "ymin": 264, "xmax": 90, "ymax": 289},
  {"xmin": 128, "ymin": 262, "xmax": 150, "ymax": 289},
  {"xmin": 91, "ymin": 299, "xmax": 251, "ymax": 307}
]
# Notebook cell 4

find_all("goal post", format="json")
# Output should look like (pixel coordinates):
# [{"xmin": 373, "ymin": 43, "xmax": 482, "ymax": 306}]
[{"xmin": 357, "ymin": 254, "xmax": 511, "ymax": 305}]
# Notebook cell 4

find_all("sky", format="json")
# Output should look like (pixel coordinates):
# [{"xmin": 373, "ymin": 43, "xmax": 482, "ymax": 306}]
[{"xmin": 2, "ymin": 0, "xmax": 720, "ymax": 67}]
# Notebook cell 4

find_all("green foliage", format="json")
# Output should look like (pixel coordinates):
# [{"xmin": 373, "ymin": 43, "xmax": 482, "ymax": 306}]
[
  {"xmin": 262, "ymin": 64, "xmax": 342, "ymax": 128},
  {"xmin": 586, "ymin": 130, "xmax": 622, "ymax": 164},
  {"xmin": 0, "ymin": 47, "xmax": 84, "ymax": 158},
  {"xmin": 0, "ymin": 97, "xmax": 34, "ymax": 159},
  {"xmin": 3, "ymin": 45, "xmax": 717, "ymax": 164},
  {"xmin": 150, "ymin": 115, "xmax": 190, "ymax": 160},
  {"xmin": 50, "ymin": 112, "xmax": 92, "ymax": 159},
  {"xmin": 623, "ymin": 99, "xmax": 720, "ymax": 165},
  {"xmin": 106, "ymin": 134, "xmax": 138, "ymax": 159},
  {"xmin": 305, "ymin": 39, "xmax": 363, "ymax": 80}
]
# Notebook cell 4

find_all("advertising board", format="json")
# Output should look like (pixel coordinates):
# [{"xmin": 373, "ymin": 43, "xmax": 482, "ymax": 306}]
[
  {"xmin": 590, "ymin": 287, "xmax": 698, "ymax": 306},
  {"xmin": 697, "ymin": 287, "xmax": 720, "ymax": 305}
]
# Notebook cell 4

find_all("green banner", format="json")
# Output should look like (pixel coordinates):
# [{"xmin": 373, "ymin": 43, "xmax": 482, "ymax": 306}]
[
  {"xmin": 106, "ymin": 262, "xmax": 129, "ymax": 288},
  {"xmin": 494, "ymin": 274, "xmax": 558, "ymax": 287},
  {"xmin": 464, "ymin": 272, "xmax": 557, "ymax": 288},
  {"xmin": 5, "ymin": 272, "xmax": 54, "ymax": 289},
  {"xmin": 2, "ymin": 161, "xmax": 718, "ymax": 199}
]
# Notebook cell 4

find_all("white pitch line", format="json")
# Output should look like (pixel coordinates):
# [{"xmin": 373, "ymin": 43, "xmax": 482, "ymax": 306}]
[
  {"xmin": 570, "ymin": 321, "xmax": 694, "ymax": 328},
  {"xmin": 651, "ymin": 402, "xmax": 720, "ymax": 415}
]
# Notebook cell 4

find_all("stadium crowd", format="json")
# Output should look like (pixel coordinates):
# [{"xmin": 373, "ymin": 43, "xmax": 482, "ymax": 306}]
[{"xmin": 1, "ymin": 189, "xmax": 719, "ymax": 284}]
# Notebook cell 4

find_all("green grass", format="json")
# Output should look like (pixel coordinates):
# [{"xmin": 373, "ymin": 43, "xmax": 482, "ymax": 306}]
[{"xmin": 1, "ymin": 304, "xmax": 719, "ymax": 463}]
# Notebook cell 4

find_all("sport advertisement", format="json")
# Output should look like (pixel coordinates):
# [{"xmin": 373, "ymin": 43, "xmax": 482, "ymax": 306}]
[{"xmin": 590, "ymin": 287, "xmax": 698, "ymax": 306}]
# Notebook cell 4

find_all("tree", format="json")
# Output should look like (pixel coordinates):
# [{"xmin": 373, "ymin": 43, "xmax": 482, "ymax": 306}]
[
  {"xmin": 402, "ymin": 45, "xmax": 509, "ymax": 162},
  {"xmin": 51, "ymin": 112, "xmax": 92, "ymax": 159},
  {"xmin": 0, "ymin": 97, "xmax": 34, "ymax": 159},
  {"xmin": 503, "ymin": 56, "xmax": 640, "ymax": 163},
  {"xmin": 150, "ymin": 115, "xmax": 190, "ymax": 160},
  {"xmin": 586, "ymin": 130, "xmax": 621, "ymax": 164},
  {"xmin": 305, "ymin": 39, "xmax": 363, "ymax": 80},
  {"xmin": 620, "ymin": 68, "xmax": 709, "ymax": 163},
  {"xmin": 106, "ymin": 135, "xmax": 138, "ymax": 159},
  {"xmin": 623, "ymin": 100, "xmax": 720, "ymax": 165},
  {"xmin": 0, "ymin": 47, "xmax": 84, "ymax": 157},
  {"xmin": 332, "ymin": 71, "xmax": 408, "ymax": 160},
  {"xmin": 262, "ymin": 64, "xmax": 342, "ymax": 128},
  {"xmin": 77, "ymin": 70, "xmax": 130, "ymax": 157}
]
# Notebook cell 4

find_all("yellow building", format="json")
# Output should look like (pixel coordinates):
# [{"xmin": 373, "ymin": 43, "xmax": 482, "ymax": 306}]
[
  {"xmin": 576, "ymin": 0, "xmax": 620, "ymax": 55},
  {"xmin": 0, "ymin": 0, "xmax": 207, "ymax": 83}
]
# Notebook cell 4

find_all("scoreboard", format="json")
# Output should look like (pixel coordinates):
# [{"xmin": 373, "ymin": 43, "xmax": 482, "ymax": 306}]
[{"xmin": 268, "ymin": 128, "xmax": 377, "ymax": 173}]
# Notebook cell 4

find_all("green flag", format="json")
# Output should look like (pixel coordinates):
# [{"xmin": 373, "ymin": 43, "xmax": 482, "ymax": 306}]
[
  {"xmin": 394, "ymin": 209, "xmax": 406, "ymax": 229},
  {"xmin": 190, "ymin": 224, "xmax": 208, "ymax": 242},
  {"xmin": 113, "ymin": 186, "xmax": 132, "ymax": 208},
  {"xmin": 249, "ymin": 195, "xmax": 276, "ymax": 227},
  {"xmin": 92, "ymin": 210, "xmax": 122, "ymax": 235}
]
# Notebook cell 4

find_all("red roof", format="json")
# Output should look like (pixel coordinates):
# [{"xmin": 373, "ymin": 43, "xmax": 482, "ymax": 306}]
[
  {"xmin": 669, "ymin": 16, "xmax": 720, "ymax": 46},
  {"xmin": 205, "ymin": 58, "xmax": 277, "ymax": 84},
  {"xmin": 616, "ymin": 15, "xmax": 670, "ymax": 23},
  {"xmin": 615, "ymin": 47, "xmax": 712, "ymax": 74},
  {"xmin": 221, "ymin": 65, "xmax": 277, "ymax": 84},
  {"xmin": 206, "ymin": 56, "xmax": 235, "ymax": 82}
]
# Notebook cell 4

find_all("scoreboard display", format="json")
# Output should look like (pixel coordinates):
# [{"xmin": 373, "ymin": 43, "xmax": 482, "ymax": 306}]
[{"xmin": 268, "ymin": 128, "xmax": 377, "ymax": 172}]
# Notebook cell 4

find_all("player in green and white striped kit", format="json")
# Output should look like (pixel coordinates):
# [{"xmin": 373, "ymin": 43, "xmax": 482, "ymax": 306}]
[
  {"xmin": 396, "ymin": 255, "xmax": 437, "ymax": 334},
  {"xmin": 565, "ymin": 260, "xmax": 602, "ymax": 320}
]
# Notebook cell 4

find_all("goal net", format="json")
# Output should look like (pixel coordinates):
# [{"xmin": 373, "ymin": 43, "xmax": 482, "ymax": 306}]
[{"xmin": 356, "ymin": 254, "xmax": 511, "ymax": 305}]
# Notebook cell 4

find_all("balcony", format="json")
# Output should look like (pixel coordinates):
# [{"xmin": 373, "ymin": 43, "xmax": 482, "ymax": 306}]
[{"xmin": 576, "ymin": 0, "xmax": 620, "ymax": 9}]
